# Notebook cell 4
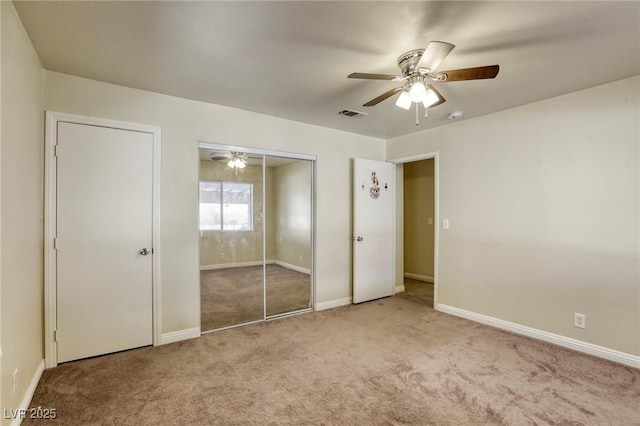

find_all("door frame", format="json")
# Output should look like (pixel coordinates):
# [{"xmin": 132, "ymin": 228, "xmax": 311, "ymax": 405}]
[
  {"xmin": 44, "ymin": 111, "xmax": 161, "ymax": 368},
  {"xmin": 389, "ymin": 151, "xmax": 440, "ymax": 308}
]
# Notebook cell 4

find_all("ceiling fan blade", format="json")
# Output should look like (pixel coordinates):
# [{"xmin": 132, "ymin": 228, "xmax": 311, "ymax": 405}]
[
  {"xmin": 348, "ymin": 72, "xmax": 403, "ymax": 81},
  {"xmin": 417, "ymin": 41, "xmax": 455, "ymax": 72},
  {"xmin": 211, "ymin": 155, "xmax": 228, "ymax": 161},
  {"xmin": 363, "ymin": 87, "xmax": 403, "ymax": 107},
  {"xmin": 427, "ymin": 84, "xmax": 446, "ymax": 107},
  {"xmin": 435, "ymin": 65, "xmax": 500, "ymax": 82}
]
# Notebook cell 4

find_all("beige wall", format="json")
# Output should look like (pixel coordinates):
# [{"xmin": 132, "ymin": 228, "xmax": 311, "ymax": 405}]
[
  {"xmin": 44, "ymin": 71, "xmax": 386, "ymax": 332},
  {"xmin": 273, "ymin": 160, "xmax": 312, "ymax": 271},
  {"xmin": 388, "ymin": 76, "xmax": 640, "ymax": 356},
  {"xmin": 403, "ymin": 159, "xmax": 435, "ymax": 278},
  {"xmin": 1, "ymin": 1, "xmax": 44, "ymax": 420},
  {"xmin": 199, "ymin": 160, "xmax": 274, "ymax": 267}
]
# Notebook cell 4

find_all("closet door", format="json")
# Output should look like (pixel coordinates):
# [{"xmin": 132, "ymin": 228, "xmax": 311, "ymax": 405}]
[
  {"xmin": 56, "ymin": 122, "xmax": 153, "ymax": 362},
  {"xmin": 264, "ymin": 156, "xmax": 313, "ymax": 317},
  {"xmin": 199, "ymin": 148, "xmax": 265, "ymax": 331}
]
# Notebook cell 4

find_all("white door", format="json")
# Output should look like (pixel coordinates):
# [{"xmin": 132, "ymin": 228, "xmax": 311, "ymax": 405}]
[
  {"xmin": 56, "ymin": 122, "xmax": 154, "ymax": 363},
  {"xmin": 353, "ymin": 158, "xmax": 395, "ymax": 303}
]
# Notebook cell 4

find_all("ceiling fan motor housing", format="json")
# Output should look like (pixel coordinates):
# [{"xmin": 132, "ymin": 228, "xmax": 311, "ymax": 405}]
[{"xmin": 397, "ymin": 49, "xmax": 425, "ymax": 76}]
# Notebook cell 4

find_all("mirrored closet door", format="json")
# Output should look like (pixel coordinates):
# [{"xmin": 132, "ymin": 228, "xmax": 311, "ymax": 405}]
[
  {"xmin": 199, "ymin": 148, "xmax": 265, "ymax": 331},
  {"xmin": 264, "ymin": 156, "xmax": 313, "ymax": 317},
  {"xmin": 199, "ymin": 145, "xmax": 314, "ymax": 332}
]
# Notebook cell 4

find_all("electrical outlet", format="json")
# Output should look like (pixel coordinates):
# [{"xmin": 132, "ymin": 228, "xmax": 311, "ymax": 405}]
[
  {"xmin": 12, "ymin": 369, "xmax": 18, "ymax": 396},
  {"xmin": 574, "ymin": 313, "xmax": 586, "ymax": 329}
]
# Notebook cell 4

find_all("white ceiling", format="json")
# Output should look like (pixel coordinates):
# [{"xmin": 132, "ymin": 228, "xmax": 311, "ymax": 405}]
[{"xmin": 14, "ymin": 1, "xmax": 640, "ymax": 140}]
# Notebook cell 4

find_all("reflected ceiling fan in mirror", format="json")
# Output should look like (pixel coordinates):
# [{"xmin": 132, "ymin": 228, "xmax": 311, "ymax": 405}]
[
  {"xmin": 348, "ymin": 41, "xmax": 499, "ymax": 124},
  {"xmin": 210, "ymin": 151, "xmax": 261, "ymax": 174}
]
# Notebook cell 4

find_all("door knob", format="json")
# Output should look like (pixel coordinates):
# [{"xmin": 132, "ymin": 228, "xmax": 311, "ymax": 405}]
[
  {"xmin": 139, "ymin": 248, "xmax": 151, "ymax": 255},
  {"xmin": 356, "ymin": 236, "xmax": 364, "ymax": 242}
]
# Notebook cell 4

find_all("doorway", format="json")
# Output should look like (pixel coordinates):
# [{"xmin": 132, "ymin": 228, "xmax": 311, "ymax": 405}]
[
  {"xmin": 198, "ymin": 144, "xmax": 315, "ymax": 332},
  {"xmin": 399, "ymin": 158, "xmax": 435, "ymax": 307},
  {"xmin": 44, "ymin": 112, "xmax": 161, "ymax": 367},
  {"xmin": 392, "ymin": 152, "xmax": 439, "ymax": 309}
]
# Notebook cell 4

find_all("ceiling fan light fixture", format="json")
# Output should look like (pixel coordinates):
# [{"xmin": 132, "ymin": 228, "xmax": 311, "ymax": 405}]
[
  {"xmin": 227, "ymin": 152, "xmax": 248, "ymax": 172},
  {"xmin": 409, "ymin": 80, "xmax": 427, "ymax": 103},
  {"xmin": 422, "ymin": 88, "xmax": 440, "ymax": 108},
  {"xmin": 228, "ymin": 158, "xmax": 246, "ymax": 169},
  {"xmin": 395, "ymin": 91, "xmax": 412, "ymax": 110}
]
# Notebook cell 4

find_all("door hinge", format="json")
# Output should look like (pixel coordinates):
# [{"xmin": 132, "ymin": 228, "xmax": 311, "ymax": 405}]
[
  {"xmin": 54, "ymin": 145, "xmax": 59, "ymax": 157},
  {"xmin": 53, "ymin": 238, "xmax": 58, "ymax": 250},
  {"xmin": 53, "ymin": 330, "xmax": 58, "ymax": 342}
]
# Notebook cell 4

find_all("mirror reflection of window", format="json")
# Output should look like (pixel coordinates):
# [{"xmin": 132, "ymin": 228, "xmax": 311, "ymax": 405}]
[
  {"xmin": 199, "ymin": 181, "xmax": 253, "ymax": 231},
  {"xmin": 199, "ymin": 182, "xmax": 221, "ymax": 230}
]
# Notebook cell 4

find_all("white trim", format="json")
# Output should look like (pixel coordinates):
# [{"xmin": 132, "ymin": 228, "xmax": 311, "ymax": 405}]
[
  {"xmin": 262, "ymin": 156, "xmax": 268, "ymax": 320},
  {"xmin": 389, "ymin": 151, "xmax": 440, "ymax": 308},
  {"xmin": 266, "ymin": 307, "xmax": 313, "ymax": 321},
  {"xmin": 394, "ymin": 285, "xmax": 405, "ymax": 294},
  {"xmin": 200, "ymin": 260, "xmax": 267, "ymax": 270},
  {"xmin": 44, "ymin": 112, "xmax": 57, "ymax": 368},
  {"xmin": 200, "ymin": 259, "xmax": 310, "ymax": 274},
  {"xmin": 9, "ymin": 360, "xmax": 45, "ymax": 426},
  {"xmin": 315, "ymin": 297, "xmax": 352, "ymax": 311},
  {"xmin": 44, "ymin": 111, "xmax": 161, "ymax": 368},
  {"xmin": 404, "ymin": 273, "xmax": 434, "ymax": 283},
  {"xmin": 273, "ymin": 260, "xmax": 311, "ymax": 275},
  {"xmin": 198, "ymin": 141, "xmax": 317, "ymax": 162},
  {"xmin": 160, "ymin": 327, "xmax": 201, "ymax": 345},
  {"xmin": 436, "ymin": 304, "xmax": 640, "ymax": 369}
]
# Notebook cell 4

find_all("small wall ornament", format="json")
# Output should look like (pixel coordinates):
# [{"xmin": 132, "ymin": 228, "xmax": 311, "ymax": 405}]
[{"xmin": 370, "ymin": 171, "xmax": 380, "ymax": 199}]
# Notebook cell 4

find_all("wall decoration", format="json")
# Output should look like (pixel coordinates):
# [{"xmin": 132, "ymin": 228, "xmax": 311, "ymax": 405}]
[{"xmin": 370, "ymin": 171, "xmax": 380, "ymax": 199}]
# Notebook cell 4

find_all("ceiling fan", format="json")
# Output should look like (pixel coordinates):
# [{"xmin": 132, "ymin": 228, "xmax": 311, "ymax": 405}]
[
  {"xmin": 210, "ymin": 151, "xmax": 262, "ymax": 174},
  {"xmin": 348, "ymin": 41, "xmax": 499, "ymax": 123}
]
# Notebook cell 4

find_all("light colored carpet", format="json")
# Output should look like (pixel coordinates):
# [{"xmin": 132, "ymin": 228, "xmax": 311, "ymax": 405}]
[
  {"xmin": 397, "ymin": 278, "xmax": 434, "ymax": 307},
  {"xmin": 200, "ymin": 264, "xmax": 311, "ymax": 331},
  {"xmin": 26, "ymin": 297, "xmax": 639, "ymax": 425}
]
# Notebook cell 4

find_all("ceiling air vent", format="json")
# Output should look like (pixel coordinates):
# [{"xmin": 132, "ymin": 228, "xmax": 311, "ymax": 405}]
[{"xmin": 337, "ymin": 109, "xmax": 368, "ymax": 118}]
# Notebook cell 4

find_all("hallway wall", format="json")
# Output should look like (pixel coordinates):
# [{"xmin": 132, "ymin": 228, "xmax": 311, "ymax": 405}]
[{"xmin": 403, "ymin": 159, "xmax": 435, "ymax": 280}]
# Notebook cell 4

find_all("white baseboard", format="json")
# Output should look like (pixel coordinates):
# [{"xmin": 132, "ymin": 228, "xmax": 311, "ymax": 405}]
[
  {"xmin": 436, "ymin": 304, "xmax": 640, "ymax": 369},
  {"xmin": 200, "ymin": 260, "xmax": 266, "ymax": 271},
  {"xmin": 315, "ymin": 297, "xmax": 352, "ymax": 311},
  {"xmin": 394, "ymin": 285, "xmax": 405, "ymax": 294},
  {"xmin": 273, "ymin": 260, "xmax": 311, "ymax": 275},
  {"xmin": 404, "ymin": 272, "xmax": 434, "ymax": 283},
  {"xmin": 160, "ymin": 327, "xmax": 201, "ymax": 345},
  {"xmin": 9, "ymin": 359, "xmax": 45, "ymax": 426},
  {"xmin": 200, "ymin": 259, "xmax": 310, "ymax": 274}
]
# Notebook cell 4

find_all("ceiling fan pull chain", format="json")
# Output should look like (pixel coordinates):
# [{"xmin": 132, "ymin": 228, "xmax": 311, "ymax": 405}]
[
  {"xmin": 425, "ymin": 107, "xmax": 429, "ymax": 120},
  {"xmin": 415, "ymin": 103, "xmax": 419, "ymax": 125}
]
